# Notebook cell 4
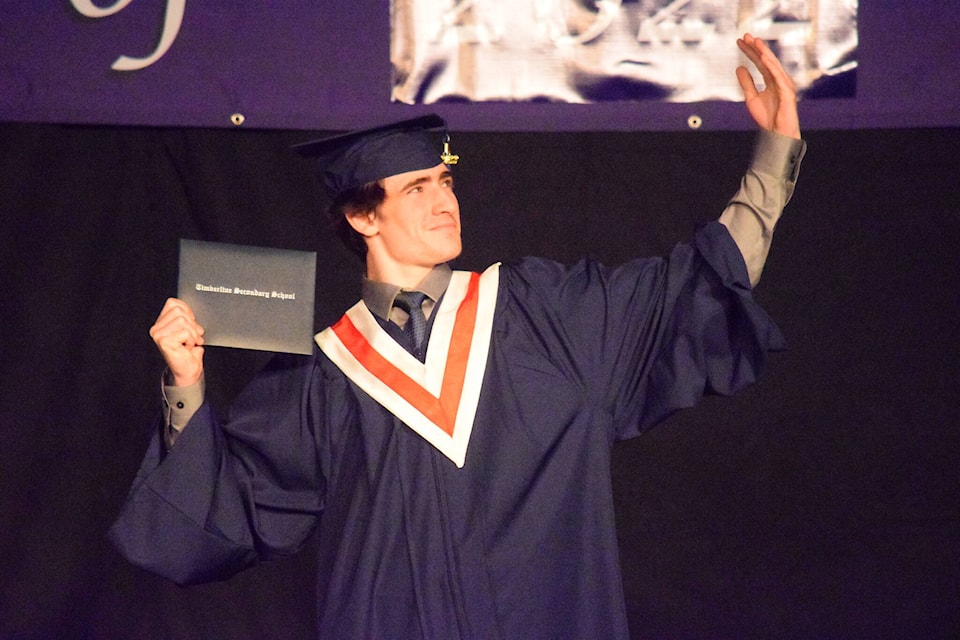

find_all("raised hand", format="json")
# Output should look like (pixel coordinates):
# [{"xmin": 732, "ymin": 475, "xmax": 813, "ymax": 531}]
[
  {"xmin": 149, "ymin": 298, "xmax": 205, "ymax": 387},
  {"xmin": 736, "ymin": 33, "xmax": 801, "ymax": 140}
]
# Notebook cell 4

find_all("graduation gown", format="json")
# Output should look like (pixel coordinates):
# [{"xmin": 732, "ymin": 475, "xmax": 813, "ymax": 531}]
[{"xmin": 110, "ymin": 221, "xmax": 785, "ymax": 639}]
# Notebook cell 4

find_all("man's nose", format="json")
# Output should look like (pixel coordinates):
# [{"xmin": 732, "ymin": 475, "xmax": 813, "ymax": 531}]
[{"xmin": 432, "ymin": 186, "xmax": 457, "ymax": 211}]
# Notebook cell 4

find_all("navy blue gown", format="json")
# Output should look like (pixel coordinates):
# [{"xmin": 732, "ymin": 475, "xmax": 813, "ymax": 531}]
[{"xmin": 110, "ymin": 221, "xmax": 785, "ymax": 639}]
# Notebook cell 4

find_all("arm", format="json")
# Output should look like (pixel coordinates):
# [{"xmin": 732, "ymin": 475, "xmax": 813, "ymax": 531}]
[
  {"xmin": 111, "ymin": 352, "xmax": 326, "ymax": 585},
  {"xmin": 719, "ymin": 34, "xmax": 807, "ymax": 286},
  {"xmin": 149, "ymin": 298, "xmax": 206, "ymax": 445},
  {"xmin": 719, "ymin": 131, "xmax": 805, "ymax": 286}
]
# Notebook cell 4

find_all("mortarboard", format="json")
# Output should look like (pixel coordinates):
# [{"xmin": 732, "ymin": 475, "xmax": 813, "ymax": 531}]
[{"xmin": 292, "ymin": 114, "xmax": 458, "ymax": 201}]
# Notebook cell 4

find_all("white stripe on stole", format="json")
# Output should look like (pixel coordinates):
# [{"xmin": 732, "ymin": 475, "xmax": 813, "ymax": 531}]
[{"xmin": 315, "ymin": 264, "xmax": 500, "ymax": 467}]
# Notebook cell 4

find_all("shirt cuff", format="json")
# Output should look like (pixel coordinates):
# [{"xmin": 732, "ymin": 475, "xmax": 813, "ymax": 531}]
[
  {"xmin": 162, "ymin": 372, "xmax": 206, "ymax": 433},
  {"xmin": 751, "ymin": 130, "xmax": 807, "ymax": 183}
]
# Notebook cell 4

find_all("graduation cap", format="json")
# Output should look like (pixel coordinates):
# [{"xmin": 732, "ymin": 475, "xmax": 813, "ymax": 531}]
[{"xmin": 292, "ymin": 114, "xmax": 459, "ymax": 201}]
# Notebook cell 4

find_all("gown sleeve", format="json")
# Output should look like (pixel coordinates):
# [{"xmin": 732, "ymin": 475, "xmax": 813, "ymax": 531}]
[
  {"xmin": 501, "ymin": 134, "xmax": 800, "ymax": 440},
  {"xmin": 500, "ymin": 222, "xmax": 787, "ymax": 442},
  {"xmin": 108, "ymin": 352, "xmax": 328, "ymax": 585},
  {"xmin": 609, "ymin": 221, "xmax": 787, "ymax": 436}
]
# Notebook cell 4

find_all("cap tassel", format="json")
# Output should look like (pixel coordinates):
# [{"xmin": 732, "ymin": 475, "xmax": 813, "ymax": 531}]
[{"xmin": 440, "ymin": 134, "xmax": 459, "ymax": 165}]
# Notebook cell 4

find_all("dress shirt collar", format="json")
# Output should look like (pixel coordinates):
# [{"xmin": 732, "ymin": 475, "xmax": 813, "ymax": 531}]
[{"xmin": 361, "ymin": 264, "xmax": 453, "ymax": 321}]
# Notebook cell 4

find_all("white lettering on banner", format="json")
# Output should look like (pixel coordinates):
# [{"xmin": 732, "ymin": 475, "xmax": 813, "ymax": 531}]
[{"xmin": 70, "ymin": 0, "xmax": 186, "ymax": 71}]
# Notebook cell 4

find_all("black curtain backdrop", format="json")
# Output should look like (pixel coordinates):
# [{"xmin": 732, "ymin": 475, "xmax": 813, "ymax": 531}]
[{"xmin": 1, "ymin": 122, "xmax": 958, "ymax": 639}]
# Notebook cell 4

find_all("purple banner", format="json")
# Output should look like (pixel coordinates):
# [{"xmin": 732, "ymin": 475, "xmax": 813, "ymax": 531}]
[{"xmin": 1, "ymin": 1, "xmax": 957, "ymax": 132}]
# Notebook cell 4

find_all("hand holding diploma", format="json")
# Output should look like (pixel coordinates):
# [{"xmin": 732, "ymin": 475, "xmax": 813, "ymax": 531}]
[{"xmin": 149, "ymin": 298, "xmax": 205, "ymax": 387}]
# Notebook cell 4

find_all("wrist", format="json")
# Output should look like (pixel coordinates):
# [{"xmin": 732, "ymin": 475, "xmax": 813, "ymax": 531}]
[{"xmin": 164, "ymin": 367, "xmax": 202, "ymax": 387}]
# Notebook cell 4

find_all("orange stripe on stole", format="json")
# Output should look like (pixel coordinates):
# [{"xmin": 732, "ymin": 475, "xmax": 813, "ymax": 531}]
[{"xmin": 330, "ymin": 272, "xmax": 481, "ymax": 436}]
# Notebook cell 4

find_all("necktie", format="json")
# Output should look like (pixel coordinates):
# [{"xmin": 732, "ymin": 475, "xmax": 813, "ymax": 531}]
[{"xmin": 393, "ymin": 290, "xmax": 428, "ymax": 360}]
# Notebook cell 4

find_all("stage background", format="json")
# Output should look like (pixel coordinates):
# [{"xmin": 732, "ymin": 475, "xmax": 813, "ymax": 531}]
[
  {"xmin": 1, "ymin": 122, "xmax": 958, "ymax": 639},
  {"xmin": 3, "ymin": 0, "xmax": 960, "ymax": 638}
]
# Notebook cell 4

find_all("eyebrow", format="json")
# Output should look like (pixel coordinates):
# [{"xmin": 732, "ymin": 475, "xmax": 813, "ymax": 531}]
[{"xmin": 399, "ymin": 170, "xmax": 453, "ymax": 192}]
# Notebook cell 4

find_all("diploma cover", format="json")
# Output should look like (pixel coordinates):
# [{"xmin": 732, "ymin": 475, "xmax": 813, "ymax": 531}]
[{"xmin": 178, "ymin": 239, "xmax": 317, "ymax": 355}]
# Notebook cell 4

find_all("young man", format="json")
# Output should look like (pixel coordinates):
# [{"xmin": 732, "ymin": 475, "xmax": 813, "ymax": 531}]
[{"xmin": 112, "ymin": 34, "xmax": 805, "ymax": 639}]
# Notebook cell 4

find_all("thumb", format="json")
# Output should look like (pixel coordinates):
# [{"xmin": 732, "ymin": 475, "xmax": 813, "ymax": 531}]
[{"xmin": 736, "ymin": 66, "xmax": 759, "ymax": 101}]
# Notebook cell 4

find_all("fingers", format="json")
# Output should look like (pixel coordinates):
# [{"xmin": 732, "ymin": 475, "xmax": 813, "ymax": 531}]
[
  {"xmin": 736, "ymin": 65, "xmax": 759, "ymax": 102},
  {"xmin": 737, "ymin": 35, "xmax": 773, "ymax": 95},
  {"xmin": 737, "ymin": 34, "xmax": 764, "ymax": 70},
  {"xmin": 150, "ymin": 298, "xmax": 205, "ymax": 349},
  {"xmin": 149, "ymin": 298, "xmax": 206, "ymax": 386},
  {"xmin": 738, "ymin": 34, "xmax": 796, "ymax": 97}
]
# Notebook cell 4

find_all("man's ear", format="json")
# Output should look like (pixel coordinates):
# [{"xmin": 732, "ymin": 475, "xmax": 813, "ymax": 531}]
[{"xmin": 344, "ymin": 208, "xmax": 378, "ymax": 238}]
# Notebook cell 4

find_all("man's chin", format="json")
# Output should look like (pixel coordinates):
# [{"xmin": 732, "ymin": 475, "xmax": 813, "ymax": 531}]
[
  {"xmin": 440, "ymin": 246, "xmax": 462, "ymax": 263},
  {"xmin": 435, "ymin": 235, "xmax": 462, "ymax": 261}
]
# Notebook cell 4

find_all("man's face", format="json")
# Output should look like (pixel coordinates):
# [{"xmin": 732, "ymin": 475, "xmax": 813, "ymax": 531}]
[{"xmin": 362, "ymin": 162, "xmax": 462, "ymax": 281}]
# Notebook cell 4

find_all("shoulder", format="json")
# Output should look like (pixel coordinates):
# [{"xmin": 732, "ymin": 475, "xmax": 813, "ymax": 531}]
[{"xmin": 498, "ymin": 253, "xmax": 668, "ymax": 295}]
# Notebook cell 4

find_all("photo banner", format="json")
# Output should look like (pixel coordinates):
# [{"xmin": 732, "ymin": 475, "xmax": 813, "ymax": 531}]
[{"xmin": 392, "ymin": 0, "xmax": 858, "ymax": 104}]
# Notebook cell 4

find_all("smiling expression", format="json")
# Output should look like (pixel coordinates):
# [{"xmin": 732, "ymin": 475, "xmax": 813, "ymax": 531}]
[{"xmin": 350, "ymin": 163, "xmax": 462, "ymax": 286}]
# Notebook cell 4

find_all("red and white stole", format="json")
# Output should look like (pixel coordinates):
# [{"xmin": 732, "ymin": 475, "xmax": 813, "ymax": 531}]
[{"xmin": 315, "ymin": 264, "xmax": 500, "ymax": 467}]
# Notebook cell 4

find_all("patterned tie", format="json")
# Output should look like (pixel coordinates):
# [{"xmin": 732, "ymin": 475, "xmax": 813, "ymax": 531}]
[{"xmin": 393, "ymin": 290, "xmax": 428, "ymax": 360}]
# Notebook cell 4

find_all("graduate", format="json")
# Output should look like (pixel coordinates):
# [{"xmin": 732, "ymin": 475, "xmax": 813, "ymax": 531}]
[{"xmin": 111, "ymin": 34, "xmax": 806, "ymax": 639}]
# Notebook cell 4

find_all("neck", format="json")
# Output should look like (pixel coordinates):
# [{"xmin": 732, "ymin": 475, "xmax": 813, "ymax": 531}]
[{"xmin": 366, "ymin": 259, "xmax": 436, "ymax": 289}]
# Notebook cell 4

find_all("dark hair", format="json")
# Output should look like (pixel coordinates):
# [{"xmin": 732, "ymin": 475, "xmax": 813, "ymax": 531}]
[{"xmin": 327, "ymin": 180, "xmax": 386, "ymax": 260}]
